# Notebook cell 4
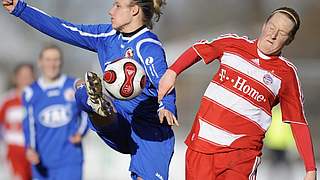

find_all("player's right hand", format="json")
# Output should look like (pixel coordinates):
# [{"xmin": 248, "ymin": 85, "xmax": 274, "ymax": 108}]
[
  {"xmin": 69, "ymin": 133, "xmax": 82, "ymax": 144},
  {"xmin": 304, "ymin": 171, "xmax": 317, "ymax": 180},
  {"xmin": 26, "ymin": 148, "xmax": 40, "ymax": 165},
  {"xmin": 2, "ymin": 0, "xmax": 17, "ymax": 13},
  {"xmin": 158, "ymin": 69, "xmax": 177, "ymax": 102}
]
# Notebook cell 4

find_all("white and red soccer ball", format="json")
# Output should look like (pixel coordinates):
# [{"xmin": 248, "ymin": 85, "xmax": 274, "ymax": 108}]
[{"xmin": 103, "ymin": 58, "xmax": 146, "ymax": 100}]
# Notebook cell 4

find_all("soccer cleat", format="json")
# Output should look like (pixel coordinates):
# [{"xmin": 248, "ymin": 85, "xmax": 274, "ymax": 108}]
[{"xmin": 85, "ymin": 71, "xmax": 115, "ymax": 117}]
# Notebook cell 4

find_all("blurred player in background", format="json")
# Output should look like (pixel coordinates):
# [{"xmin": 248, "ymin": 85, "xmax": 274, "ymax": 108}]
[
  {"xmin": 0, "ymin": 63, "xmax": 34, "ymax": 180},
  {"xmin": 158, "ymin": 7, "xmax": 317, "ymax": 180},
  {"xmin": 22, "ymin": 45, "xmax": 88, "ymax": 180},
  {"xmin": 2, "ymin": 0, "xmax": 177, "ymax": 179}
]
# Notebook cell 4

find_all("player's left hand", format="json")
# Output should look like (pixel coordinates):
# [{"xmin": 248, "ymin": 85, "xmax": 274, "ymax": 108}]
[
  {"xmin": 159, "ymin": 109, "xmax": 179, "ymax": 126},
  {"xmin": 69, "ymin": 133, "xmax": 82, "ymax": 144},
  {"xmin": 304, "ymin": 171, "xmax": 317, "ymax": 180}
]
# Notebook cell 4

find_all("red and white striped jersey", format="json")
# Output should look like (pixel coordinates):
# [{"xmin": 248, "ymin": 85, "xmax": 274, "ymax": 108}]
[
  {"xmin": 185, "ymin": 34, "xmax": 307, "ymax": 153},
  {"xmin": 0, "ymin": 90, "xmax": 25, "ymax": 146}
]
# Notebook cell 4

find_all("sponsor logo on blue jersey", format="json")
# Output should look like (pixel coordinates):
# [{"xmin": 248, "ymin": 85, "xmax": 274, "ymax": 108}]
[
  {"xmin": 39, "ymin": 104, "xmax": 71, "ymax": 128},
  {"xmin": 145, "ymin": 56, "xmax": 154, "ymax": 65}
]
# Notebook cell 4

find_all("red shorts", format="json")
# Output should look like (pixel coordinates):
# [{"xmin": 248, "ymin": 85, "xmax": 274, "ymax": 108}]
[
  {"xmin": 7, "ymin": 145, "xmax": 32, "ymax": 180},
  {"xmin": 186, "ymin": 148, "xmax": 261, "ymax": 180}
]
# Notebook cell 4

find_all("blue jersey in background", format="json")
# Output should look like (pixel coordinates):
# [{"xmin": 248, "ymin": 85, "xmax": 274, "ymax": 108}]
[{"xmin": 22, "ymin": 75, "xmax": 88, "ymax": 169}]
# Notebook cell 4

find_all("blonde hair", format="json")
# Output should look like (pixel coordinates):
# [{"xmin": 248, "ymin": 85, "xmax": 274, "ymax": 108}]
[
  {"xmin": 153, "ymin": 0, "xmax": 166, "ymax": 22},
  {"xmin": 131, "ymin": 0, "xmax": 166, "ymax": 29}
]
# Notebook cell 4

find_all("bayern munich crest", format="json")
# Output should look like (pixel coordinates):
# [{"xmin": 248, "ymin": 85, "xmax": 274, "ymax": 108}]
[{"xmin": 263, "ymin": 74, "xmax": 273, "ymax": 85}]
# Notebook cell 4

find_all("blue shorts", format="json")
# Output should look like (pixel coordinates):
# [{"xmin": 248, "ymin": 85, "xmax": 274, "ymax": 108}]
[
  {"xmin": 75, "ymin": 85, "xmax": 175, "ymax": 180},
  {"xmin": 129, "ymin": 122, "xmax": 175, "ymax": 180},
  {"xmin": 93, "ymin": 113, "xmax": 175, "ymax": 180},
  {"xmin": 32, "ymin": 163, "xmax": 82, "ymax": 180}
]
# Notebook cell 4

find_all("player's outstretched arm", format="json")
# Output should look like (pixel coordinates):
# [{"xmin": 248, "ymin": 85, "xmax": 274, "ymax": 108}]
[
  {"xmin": 158, "ymin": 46, "xmax": 202, "ymax": 102},
  {"xmin": 3, "ymin": 0, "xmax": 112, "ymax": 52},
  {"xmin": 290, "ymin": 123, "xmax": 317, "ymax": 179},
  {"xmin": 157, "ymin": 69, "xmax": 179, "ymax": 126},
  {"xmin": 2, "ymin": 0, "xmax": 17, "ymax": 13},
  {"xmin": 158, "ymin": 69, "xmax": 177, "ymax": 102}
]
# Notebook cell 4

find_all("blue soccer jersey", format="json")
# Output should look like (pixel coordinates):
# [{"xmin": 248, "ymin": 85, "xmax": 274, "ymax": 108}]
[
  {"xmin": 22, "ymin": 75, "xmax": 88, "ymax": 169},
  {"xmin": 13, "ymin": 1, "xmax": 176, "ymax": 179},
  {"xmin": 12, "ymin": 1, "xmax": 176, "ymax": 122}
]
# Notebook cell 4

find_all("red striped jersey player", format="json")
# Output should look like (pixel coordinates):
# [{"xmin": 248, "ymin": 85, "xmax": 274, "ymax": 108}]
[{"xmin": 158, "ymin": 7, "xmax": 316, "ymax": 180}]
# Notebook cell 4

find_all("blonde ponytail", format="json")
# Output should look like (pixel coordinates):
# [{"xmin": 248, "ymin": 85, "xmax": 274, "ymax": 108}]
[
  {"xmin": 153, "ymin": 0, "xmax": 166, "ymax": 22},
  {"xmin": 132, "ymin": 0, "xmax": 166, "ymax": 29}
]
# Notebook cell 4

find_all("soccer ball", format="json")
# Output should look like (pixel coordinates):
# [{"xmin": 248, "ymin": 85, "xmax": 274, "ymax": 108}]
[{"xmin": 103, "ymin": 58, "xmax": 146, "ymax": 100}]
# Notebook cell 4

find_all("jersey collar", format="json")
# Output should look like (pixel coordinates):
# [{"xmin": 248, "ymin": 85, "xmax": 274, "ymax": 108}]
[
  {"xmin": 257, "ymin": 48, "xmax": 271, "ymax": 60},
  {"xmin": 120, "ymin": 26, "xmax": 149, "ymax": 43},
  {"xmin": 254, "ymin": 40, "xmax": 279, "ymax": 60},
  {"xmin": 38, "ymin": 74, "xmax": 66, "ymax": 90}
]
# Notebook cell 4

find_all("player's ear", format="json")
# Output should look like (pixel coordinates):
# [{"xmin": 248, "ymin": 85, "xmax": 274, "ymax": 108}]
[
  {"xmin": 131, "ymin": 4, "xmax": 139, "ymax": 16},
  {"xmin": 11, "ymin": 73, "xmax": 17, "ymax": 88},
  {"xmin": 285, "ymin": 35, "xmax": 294, "ymax": 45},
  {"xmin": 37, "ymin": 58, "xmax": 42, "ymax": 69}
]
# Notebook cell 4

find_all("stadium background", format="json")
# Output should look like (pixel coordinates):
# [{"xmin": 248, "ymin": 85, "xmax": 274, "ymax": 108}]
[{"xmin": 0, "ymin": 0, "xmax": 319, "ymax": 179}]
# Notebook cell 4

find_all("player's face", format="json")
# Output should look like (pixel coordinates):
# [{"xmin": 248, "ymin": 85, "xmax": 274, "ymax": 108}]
[
  {"xmin": 258, "ymin": 13, "xmax": 295, "ymax": 55},
  {"xmin": 15, "ymin": 66, "xmax": 34, "ymax": 89},
  {"xmin": 108, "ymin": 0, "xmax": 136, "ymax": 32},
  {"xmin": 38, "ymin": 49, "xmax": 62, "ymax": 81}
]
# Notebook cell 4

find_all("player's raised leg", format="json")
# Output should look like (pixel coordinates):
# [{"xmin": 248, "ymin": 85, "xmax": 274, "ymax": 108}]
[
  {"xmin": 75, "ymin": 72, "xmax": 133, "ymax": 154},
  {"xmin": 75, "ymin": 72, "xmax": 116, "ymax": 125}
]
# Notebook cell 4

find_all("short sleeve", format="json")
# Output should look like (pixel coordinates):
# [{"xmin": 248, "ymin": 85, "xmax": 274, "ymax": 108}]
[{"xmin": 279, "ymin": 67, "xmax": 307, "ymax": 125}]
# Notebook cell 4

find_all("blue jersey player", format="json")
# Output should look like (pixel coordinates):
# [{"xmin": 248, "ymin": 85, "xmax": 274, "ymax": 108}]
[
  {"xmin": 3, "ymin": 0, "xmax": 179, "ymax": 179},
  {"xmin": 22, "ymin": 45, "xmax": 88, "ymax": 180}
]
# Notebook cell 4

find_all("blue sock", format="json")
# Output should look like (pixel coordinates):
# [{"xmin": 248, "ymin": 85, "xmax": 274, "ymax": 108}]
[{"xmin": 75, "ymin": 86, "xmax": 94, "ymax": 113}]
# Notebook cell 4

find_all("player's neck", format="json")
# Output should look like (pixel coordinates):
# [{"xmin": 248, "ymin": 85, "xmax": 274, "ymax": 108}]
[
  {"xmin": 15, "ymin": 87, "xmax": 23, "ymax": 94},
  {"xmin": 42, "ymin": 74, "xmax": 61, "ymax": 83},
  {"xmin": 120, "ymin": 18, "xmax": 145, "ymax": 35}
]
